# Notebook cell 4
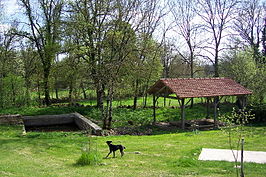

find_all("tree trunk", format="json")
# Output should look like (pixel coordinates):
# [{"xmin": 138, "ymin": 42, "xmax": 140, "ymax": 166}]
[
  {"xmin": 96, "ymin": 82, "xmax": 104, "ymax": 108},
  {"xmin": 37, "ymin": 78, "xmax": 41, "ymax": 104},
  {"xmin": 55, "ymin": 75, "xmax": 59, "ymax": 99},
  {"xmin": 81, "ymin": 82, "xmax": 87, "ymax": 99},
  {"xmin": 69, "ymin": 81, "xmax": 73, "ymax": 104},
  {"xmin": 103, "ymin": 83, "xmax": 114, "ymax": 130},
  {"xmin": 43, "ymin": 68, "xmax": 50, "ymax": 106},
  {"xmin": 25, "ymin": 77, "xmax": 31, "ymax": 106},
  {"xmin": 11, "ymin": 77, "xmax": 16, "ymax": 105},
  {"xmin": 107, "ymin": 89, "xmax": 113, "ymax": 130},
  {"xmin": 214, "ymin": 49, "xmax": 219, "ymax": 77},
  {"xmin": 55, "ymin": 87, "xmax": 59, "ymax": 100},
  {"xmin": 0, "ymin": 78, "xmax": 3, "ymax": 108},
  {"xmin": 133, "ymin": 79, "xmax": 139, "ymax": 110}
]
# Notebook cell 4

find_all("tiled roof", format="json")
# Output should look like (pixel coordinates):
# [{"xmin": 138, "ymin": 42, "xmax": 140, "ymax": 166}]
[{"xmin": 147, "ymin": 78, "xmax": 252, "ymax": 98}]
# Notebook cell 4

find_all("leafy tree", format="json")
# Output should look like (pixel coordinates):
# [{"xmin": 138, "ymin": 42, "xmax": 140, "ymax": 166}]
[
  {"xmin": 19, "ymin": 41, "xmax": 39, "ymax": 105},
  {"xmin": 18, "ymin": 0, "xmax": 64, "ymax": 106},
  {"xmin": 221, "ymin": 48, "xmax": 266, "ymax": 103}
]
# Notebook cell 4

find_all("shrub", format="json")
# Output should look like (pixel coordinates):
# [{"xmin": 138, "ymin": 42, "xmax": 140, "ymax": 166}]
[
  {"xmin": 76, "ymin": 150, "xmax": 102, "ymax": 166},
  {"xmin": 248, "ymin": 104, "xmax": 266, "ymax": 123},
  {"xmin": 76, "ymin": 137, "xmax": 102, "ymax": 166}
]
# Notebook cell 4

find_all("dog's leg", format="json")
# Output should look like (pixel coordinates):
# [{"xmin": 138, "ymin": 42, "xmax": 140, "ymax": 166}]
[
  {"xmin": 113, "ymin": 151, "xmax": 116, "ymax": 158},
  {"xmin": 106, "ymin": 151, "xmax": 112, "ymax": 158},
  {"xmin": 120, "ymin": 149, "xmax": 124, "ymax": 157}
]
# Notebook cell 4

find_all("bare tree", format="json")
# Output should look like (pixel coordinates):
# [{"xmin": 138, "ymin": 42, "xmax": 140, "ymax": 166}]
[
  {"xmin": 233, "ymin": 0, "xmax": 265, "ymax": 63},
  {"xmin": 170, "ymin": 0, "xmax": 202, "ymax": 79},
  {"xmin": 132, "ymin": 0, "xmax": 169, "ymax": 109},
  {"xmin": 170, "ymin": 0, "xmax": 205, "ymax": 107},
  {"xmin": 18, "ymin": 0, "xmax": 64, "ymax": 106},
  {"xmin": 196, "ymin": 0, "xmax": 238, "ymax": 77}
]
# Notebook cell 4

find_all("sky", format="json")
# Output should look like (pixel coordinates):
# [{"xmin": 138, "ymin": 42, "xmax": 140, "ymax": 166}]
[
  {"xmin": 2, "ymin": 0, "xmax": 20, "ymax": 17},
  {"xmin": 0, "ymin": 0, "xmax": 20, "ymax": 32}
]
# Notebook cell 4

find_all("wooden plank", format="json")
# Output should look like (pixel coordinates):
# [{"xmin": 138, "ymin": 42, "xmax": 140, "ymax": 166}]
[
  {"xmin": 153, "ymin": 94, "xmax": 156, "ymax": 125},
  {"xmin": 181, "ymin": 98, "xmax": 185, "ymax": 129}
]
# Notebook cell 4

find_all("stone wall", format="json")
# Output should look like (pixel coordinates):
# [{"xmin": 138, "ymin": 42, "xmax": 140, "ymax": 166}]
[
  {"xmin": 23, "ymin": 113, "xmax": 102, "ymax": 135},
  {"xmin": 0, "ymin": 114, "xmax": 23, "ymax": 125},
  {"xmin": 23, "ymin": 114, "xmax": 74, "ymax": 126},
  {"xmin": 72, "ymin": 113, "xmax": 102, "ymax": 136}
]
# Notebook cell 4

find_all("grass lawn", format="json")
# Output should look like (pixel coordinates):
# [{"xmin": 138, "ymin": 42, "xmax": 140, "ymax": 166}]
[{"xmin": 1, "ymin": 125, "xmax": 266, "ymax": 177}]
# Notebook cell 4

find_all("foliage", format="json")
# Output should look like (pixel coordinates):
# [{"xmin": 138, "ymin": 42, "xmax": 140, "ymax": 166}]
[
  {"xmin": 247, "ymin": 104, "xmax": 266, "ymax": 122},
  {"xmin": 0, "ymin": 74, "xmax": 28, "ymax": 108},
  {"xmin": 76, "ymin": 137, "xmax": 102, "ymax": 166},
  {"xmin": 221, "ymin": 49, "xmax": 266, "ymax": 104}
]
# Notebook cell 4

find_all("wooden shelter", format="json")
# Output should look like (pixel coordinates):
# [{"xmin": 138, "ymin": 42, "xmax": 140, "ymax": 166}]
[{"xmin": 147, "ymin": 78, "xmax": 252, "ymax": 129}]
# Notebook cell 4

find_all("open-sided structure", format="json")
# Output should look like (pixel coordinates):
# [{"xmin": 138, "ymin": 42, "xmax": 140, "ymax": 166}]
[{"xmin": 147, "ymin": 78, "xmax": 252, "ymax": 129}]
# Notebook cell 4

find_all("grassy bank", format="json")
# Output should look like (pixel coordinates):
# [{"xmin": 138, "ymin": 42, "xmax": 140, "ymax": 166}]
[{"xmin": 0, "ymin": 95, "xmax": 234, "ymax": 128}]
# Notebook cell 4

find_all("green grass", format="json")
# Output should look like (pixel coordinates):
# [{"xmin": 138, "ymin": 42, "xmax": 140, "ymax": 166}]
[{"xmin": 0, "ymin": 125, "xmax": 266, "ymax": 177}]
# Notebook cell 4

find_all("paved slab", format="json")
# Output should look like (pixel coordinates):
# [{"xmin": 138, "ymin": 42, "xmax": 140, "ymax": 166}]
[{"xmin": 198, "ymin": 148, "xmax": 266, "ymax": 164}]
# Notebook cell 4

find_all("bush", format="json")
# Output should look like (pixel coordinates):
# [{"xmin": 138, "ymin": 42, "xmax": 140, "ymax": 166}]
[
  {"xmin": 76, "ymin": 150, "xmax": 102, "ymax": 166},
  {"xmin": 248, "ymin": 104, "xmax": 266, "ymax": 122},
  {"xmin": 76, "ymin": 138, "xmax": 102, "ymax": 166}
]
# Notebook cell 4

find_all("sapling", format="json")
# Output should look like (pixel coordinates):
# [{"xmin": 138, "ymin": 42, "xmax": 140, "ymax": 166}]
[{"xmin": 219, "ymin": 107, "xmax": 254, "ymax": 177}]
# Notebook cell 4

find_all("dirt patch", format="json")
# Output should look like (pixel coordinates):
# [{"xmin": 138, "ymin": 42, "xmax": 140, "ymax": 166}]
[{"xmin": 170, "ymin": 118, "xmax": 224, "ymax": 130}]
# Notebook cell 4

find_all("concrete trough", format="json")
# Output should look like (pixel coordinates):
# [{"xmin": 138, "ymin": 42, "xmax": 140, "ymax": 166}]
[{"xmin": 23, "ymin": 113, "xmax": 102, "ymax": 135}]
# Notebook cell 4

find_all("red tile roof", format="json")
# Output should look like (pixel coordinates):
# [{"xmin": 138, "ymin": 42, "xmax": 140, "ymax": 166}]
[{"xmin": 147, "ymin": 78, "xmax": 252, "ymax": 98}]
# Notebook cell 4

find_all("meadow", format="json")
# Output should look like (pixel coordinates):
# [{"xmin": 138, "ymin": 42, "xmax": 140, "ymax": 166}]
[{"xmin": 1, "ymin": 125, "xmax": 266, "ymax": 177}]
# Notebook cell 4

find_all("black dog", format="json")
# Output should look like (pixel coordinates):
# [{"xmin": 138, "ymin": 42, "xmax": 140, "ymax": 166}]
[{"xmin": 105, "ymin": 141, "xmax": 125, "ymax": 158}]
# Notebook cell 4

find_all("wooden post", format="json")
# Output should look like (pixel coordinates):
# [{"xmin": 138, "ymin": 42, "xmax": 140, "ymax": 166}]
[
  {"xmin": 214, "ymin": 97, "xmax": 218, "ymax": 128},
  {"xmin": 241, "ymin": 138, "xmax": 244, "ymax": 177},
  {"xmin": 153, "ymin": 94, "xmax": 156, "ymax": 125},
  {"xmin": 181, "ymin": 98, "xmax": 185, "ymax": 130},
  {"xmin": 206, "ymin": 97, "xmax": 210, "ymax": 118}
]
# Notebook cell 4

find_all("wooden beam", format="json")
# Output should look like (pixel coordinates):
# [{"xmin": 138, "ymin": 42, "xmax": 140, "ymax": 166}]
[
  {"xmin": 181, "ymin": 98, "xmax": 186, "ymax": 130},
  {"xmin": 162, "ymin": 95, "xmax": 179, "ymax": 100},
  {"xmin": 154, "ymin": 86, "xmax": 167, "ymax": 95},
  {"xmin": 206, "ymin": 97, "xmax": 210, "ymax": 118},
  {"xmin": 214, "ymin": 96, "xmax": 219, "ymax": 128},
  {"xmin": 153, "ymin": 94, "xmax": 156, "ymax": 125}
]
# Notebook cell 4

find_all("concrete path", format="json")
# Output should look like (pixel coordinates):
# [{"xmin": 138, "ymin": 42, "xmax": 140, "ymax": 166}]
[{"xmin": 198, "ymin": 148, "xmax": 266, "ymax": 164}]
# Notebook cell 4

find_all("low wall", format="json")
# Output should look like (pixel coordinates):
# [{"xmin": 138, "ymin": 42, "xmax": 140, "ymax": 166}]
[
  {"xmin": 0, "ymin": 114, "xmax": 23, "ymax": 125},
  {"xmin": 23, "ymin": 114, "xmax": 74, "ymax": 126},
  {"xmin": 23, "ymin": 113, "xmax": 102, "ymax": 135},
  {"xmin": 72, "ymin": 113, "xmax": 102, "ymax": 136}
]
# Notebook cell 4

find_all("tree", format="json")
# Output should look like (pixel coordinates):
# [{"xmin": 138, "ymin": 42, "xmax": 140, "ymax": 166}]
[
  {"xmin": 261, "ymin": 16, "xmax": 266, "ymax": 59},
  {"xmin": 67, "ymin": 0, "xmax": 164, "ymax": 129},
  {"xmin": 170, "ymin": 0, "xmax": 202, "ymax": 79},
  {"xmin": 19, "ymin": 41, "xmax": 38, "ymax": 105},
  {"xmin": 0, "ymin": 27, "xmax": 17, "ymax": 108},
  {"xmin": 18, "ymin": 0, "xmax": 64, "ymax": 106},
  {"xmin": 131, "ymin": 0, "xmax": 167, "ymax": 109},
  {"xmin": 221, "ymin": 48, "xmax": 266, "ymax": 103},
  {"xmin": 196, "ymin": 0, "xmax": 238, "ymax": 77},
  {"xmin": 233, "ymin": 0, "xmax": 265, "ymax": 63},
  {"xmin": 220, "ymin": 108, "xmax": 254, "ymax": 177}
]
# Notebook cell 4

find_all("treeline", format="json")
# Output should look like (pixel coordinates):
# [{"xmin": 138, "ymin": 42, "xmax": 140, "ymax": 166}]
[{"xmin": 0, "ymin": 0, "xmax": 266, "ymax": 129}]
